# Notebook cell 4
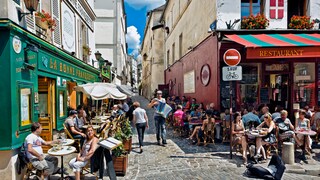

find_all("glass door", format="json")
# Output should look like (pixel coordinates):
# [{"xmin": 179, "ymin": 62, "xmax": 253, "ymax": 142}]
[{"xmin": 264, "ymin": 74, "xmax": 290, "ymax": 111}]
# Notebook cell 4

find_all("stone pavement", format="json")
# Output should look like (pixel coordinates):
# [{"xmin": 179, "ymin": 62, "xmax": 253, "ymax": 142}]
[{"xmin": 48, "ymin": 95, "xmax": 320, "ymax": 180}]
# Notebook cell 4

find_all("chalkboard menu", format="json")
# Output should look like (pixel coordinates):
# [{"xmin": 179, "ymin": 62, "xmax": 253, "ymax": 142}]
[
  {"xmin": 259, "ymin": 87, "xmax": 270, "ymax": 104},
  {"xmin": 220, "ymin": 81, "xmax": 236, "ymax": 111}
]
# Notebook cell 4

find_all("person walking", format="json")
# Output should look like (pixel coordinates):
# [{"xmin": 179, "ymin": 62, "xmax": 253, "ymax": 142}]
[
  {"xmin": 133, "ymin": 101, "xmax": 149, "ymax": 153},
  {"xmin": 148, "ymin": 90, "xmax": 167, "ymax": 146}
]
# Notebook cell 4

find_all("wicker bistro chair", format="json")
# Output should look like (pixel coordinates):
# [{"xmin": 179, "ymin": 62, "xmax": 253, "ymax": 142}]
[
  {"xmin": 264, "ymin": 126, "xmax": 279, "ymax": 157},
  {"xmin": 196, "ymin": 122, "xmax": 215, "ymax": 146},
  {"xmin": 23, "ymin": 162, "xmax": 45, "ymax": 180},
  {"xmin": 63, "ymin": 124, "xmax": 81, "ymax": 152},
  {"xmin": 222, "ymin": 120, "xmax": 231, "ymax": 143},
  {"xmin": 173, "ymin": 116, "xmax": 185, "ymax": 136}
]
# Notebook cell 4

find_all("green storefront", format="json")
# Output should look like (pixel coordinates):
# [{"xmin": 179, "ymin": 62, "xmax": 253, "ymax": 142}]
[{"xmin": 0, "ymin": 19, "xmax": 100, "ymax": 151}]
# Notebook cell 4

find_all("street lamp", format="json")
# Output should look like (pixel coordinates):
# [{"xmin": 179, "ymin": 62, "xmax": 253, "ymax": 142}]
[
  {"xmin": 18, "ymin": 0, "xmax": 40, "ymax": 21},
  {"xmin": 93, "ymin": 51, "xmax": 113, "ymax": 82}
]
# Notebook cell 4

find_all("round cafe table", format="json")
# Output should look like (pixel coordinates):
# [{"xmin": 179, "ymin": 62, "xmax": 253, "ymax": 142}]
[
  {"xmin": 82, "ymin": 125, "xmax": 100, "ymax": 129},
  {"xmin": 58, "ymin": 139, "xmax": 75, "ymax": 146},
  {"xmin": 295, "ymin": 129, "xmax": 316, "ymax": 160},
  {"xmin": 90, "ymin": 119, "xmax": 107, "ymax": 124},
  {"xmin": 48, "ymin": 146, "xmax": 76, "ymax": 179}
]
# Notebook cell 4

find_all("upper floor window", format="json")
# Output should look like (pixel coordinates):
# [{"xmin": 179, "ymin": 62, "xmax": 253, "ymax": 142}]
[
  {"xmin": 288, "ymin": 0, "xmax": 307, "ymax": 21},
  {"xmin": 270, "ymin": 0, "xmax": 284, "ymax": 19},
  {"xmin": 241, "ymin": 0, "xmax": 264, "ymax": 18}
]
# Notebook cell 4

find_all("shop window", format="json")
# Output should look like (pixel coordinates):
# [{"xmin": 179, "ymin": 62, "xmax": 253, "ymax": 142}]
[
  {"xmin": 241, "ymin": 0, "xmax": 264, "ymax": 18},
  {"xmin": 19, "ymin": 84, "xmax": 33, "ymax": 128},
  {"xmin": 294, "ymin": 63, "xmax": 315, "ymax": 109},
  {"xmin": 239, "ymin": 64, "xmax": 260, "ymax": 108}
]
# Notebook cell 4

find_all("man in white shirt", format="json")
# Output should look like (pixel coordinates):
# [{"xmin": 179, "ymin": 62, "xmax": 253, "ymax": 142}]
[{"xmin": 24, "ymin": 122, "xmax": 59, "ymax": 179}]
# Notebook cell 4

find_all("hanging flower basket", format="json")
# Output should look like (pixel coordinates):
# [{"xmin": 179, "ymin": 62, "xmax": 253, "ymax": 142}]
[
  {"xmin": 35, "ymin": 10, "xmax": 56, "ymax": 31},
  {"xmin": 35, "ymin": 16, "xmax": 49, "ymax": 29}
]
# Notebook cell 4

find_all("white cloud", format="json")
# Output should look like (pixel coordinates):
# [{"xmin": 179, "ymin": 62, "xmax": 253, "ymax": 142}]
[
  {"xmin": 125, "ymin": 0, "xmax": 165, "ymax": 10},
  {"xmin": 126, "ymin": 26, "xmax": 141, "ymax": 56}
]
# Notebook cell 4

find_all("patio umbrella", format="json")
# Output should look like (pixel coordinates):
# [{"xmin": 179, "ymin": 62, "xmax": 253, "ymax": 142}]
[
  {"xmin": 116, "ymin": 85, "xmax": 133, "ymax": 97},
  {"xmin": 74, "ymin": 82, "xmax": 127, "ymax": 100}
]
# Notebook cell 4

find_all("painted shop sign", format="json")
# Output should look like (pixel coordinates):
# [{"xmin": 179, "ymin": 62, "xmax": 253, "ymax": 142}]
[
  {"xmin": 38, "ymin": 52, "xmax": 96, "ymax": 82},
  {"xmin": 246, "ymin": 47, "xmax": 320, "ymax": 59}
]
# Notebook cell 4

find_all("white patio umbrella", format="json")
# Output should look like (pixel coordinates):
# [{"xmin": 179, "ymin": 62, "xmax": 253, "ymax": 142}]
[
  {"xmin": 74, "ymin": 82, "xmax": 127, "ymax": 115},
  {"xmin": 74, "ymin": 82, "xmax": 127, "ymax": 100}
]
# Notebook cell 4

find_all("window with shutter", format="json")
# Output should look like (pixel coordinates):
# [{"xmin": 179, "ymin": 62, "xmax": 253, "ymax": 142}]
[
  {"xmin": 21, "ymin": 0, "xmax": 35, "ymax": 33},
  {"xmin": 52, "ymin": 0, "xmax": 61, "ymax": 46},
  {"xmin": 270, "ymin": 0, "xmax": 284, "ymax": 19}
]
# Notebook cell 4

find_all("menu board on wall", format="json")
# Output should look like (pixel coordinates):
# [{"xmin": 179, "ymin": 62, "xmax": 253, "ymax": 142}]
[
  {"xmin": 259, "ymin": 87, "xmax": 270, "ymax": 104},
  {"xmin": 184, "ymin": 70, "xmax": 195, "ymax": 93}
]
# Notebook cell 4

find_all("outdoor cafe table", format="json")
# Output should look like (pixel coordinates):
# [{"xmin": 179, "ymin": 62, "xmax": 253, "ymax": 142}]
[
  {"xmin": 90, "ymin": 119, "xmax": 107, "ymax": 125},
  {"xmin": 82, "ymin": 125, "xmax": 100, "ymax": 129},
  {"xmin": 295, "ymin": 129, "xmax": 316, "ymax": 159},
  {"xmin": 94, "ymin": 116, "xmax": 110, "ymax": 120},
  {"xmin": 48, "ymin": 146, "xmax": 76, "ymax": 179},
  {"xmin": 59, "ymin": 139, "xmax": 75, "ymax": 146}
]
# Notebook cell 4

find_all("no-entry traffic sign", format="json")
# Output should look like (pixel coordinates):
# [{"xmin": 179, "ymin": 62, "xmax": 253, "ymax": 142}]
[{"xmin": 223, "ymin": 49, "xmax": 241, "ymax": 66}]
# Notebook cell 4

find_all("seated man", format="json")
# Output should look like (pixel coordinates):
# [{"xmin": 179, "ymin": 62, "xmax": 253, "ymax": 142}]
[
  {"xmin": 25, "ymin": 122, "xmax": 59, "ymax": 179},
  {"xmin": 65, "ymin": 110, "xmax": 86, "ymax": 146},
  {"xmin": 242, "ymin": 106, "xmax": 261, "ymax": 129},
  {"xmin": 274, "ymin": 110, "xmax": 297, "ymax": 142}
]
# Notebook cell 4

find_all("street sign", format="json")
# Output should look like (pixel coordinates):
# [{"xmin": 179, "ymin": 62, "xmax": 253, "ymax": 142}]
[
  {"xmin": 222, "ymin": 66, "xmax": 242, "ymax": 81},
  {"xmin": 223, "ymin": 49, "xmax": 241, "ymax": 66}
]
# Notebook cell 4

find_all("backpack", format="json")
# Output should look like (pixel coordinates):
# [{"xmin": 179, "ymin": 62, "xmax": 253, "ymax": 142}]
[
  {"xmin": 244, "ymin": 155, "xmax": 286, "ymax": 180},
  {"xmin": 17, "ymin": 143, "xmax": 30, "ymax": 174}
]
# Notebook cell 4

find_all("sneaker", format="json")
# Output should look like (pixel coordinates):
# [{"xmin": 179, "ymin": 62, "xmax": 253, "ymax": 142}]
[{"xmin": 162, "ymin": 141, "xmax": 167, "ymax": 145}]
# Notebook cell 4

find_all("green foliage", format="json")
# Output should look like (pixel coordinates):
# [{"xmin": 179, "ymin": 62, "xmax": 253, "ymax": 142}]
[
  {"xmin": 112, "ymin": 129, "xmax": 125, "ymax": 157},
  {"xmin": 121, "ymin": 119, "xmax": 133, "ymax": 140}
]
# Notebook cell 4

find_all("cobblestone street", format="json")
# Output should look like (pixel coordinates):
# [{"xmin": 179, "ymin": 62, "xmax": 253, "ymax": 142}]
[{"xmin": 49, "ymin": 95, "xmax": 320, "ymax": 180}]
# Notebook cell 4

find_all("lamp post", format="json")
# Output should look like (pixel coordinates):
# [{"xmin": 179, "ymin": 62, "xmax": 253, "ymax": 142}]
[
  {"xmin": 94, "ymin": 51, "xmax": 112, "ymax": 82},
  {"xmin": 18, "ymin": 0, "xmax": 40, "ymax": 21}
]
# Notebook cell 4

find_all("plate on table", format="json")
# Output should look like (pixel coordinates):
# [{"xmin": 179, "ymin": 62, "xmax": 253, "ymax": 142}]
[{"xmin": 250, "ymin": 132, "xmax": 259, "ymax": 136}]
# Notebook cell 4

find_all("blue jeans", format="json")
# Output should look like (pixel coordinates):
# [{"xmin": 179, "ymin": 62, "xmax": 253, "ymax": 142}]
[{"xmin": 155, "ymin": 116, "xmax": 166, "ymax": 142}]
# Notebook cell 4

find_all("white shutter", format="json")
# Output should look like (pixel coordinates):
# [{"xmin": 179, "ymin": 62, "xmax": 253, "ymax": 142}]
[
  {"xmin": 22, "ymin": 0, "xmax": 35, "ymax": 33},
  {"xmin": 52, "ymin": 0, "xmax": 61, "ymax": 46}
]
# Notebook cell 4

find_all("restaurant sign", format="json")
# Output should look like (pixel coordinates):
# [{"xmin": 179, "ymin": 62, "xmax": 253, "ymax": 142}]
[
  {"xmin": 38, "ymin": 52, "xmax": 97, "ymax": 82},
  {"xmin": 246, "ymin": 47, "xmax": 320, "ymax": 59}
]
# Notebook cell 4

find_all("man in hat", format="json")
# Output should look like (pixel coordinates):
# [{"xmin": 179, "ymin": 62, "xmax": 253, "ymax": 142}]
[
  {"xmin": 148, "ymin": 90, "xmax": 167, "ymax": 146},
  {"xmin": 64, "ymin": 110, "xmax": 86, "ymax": 146}
]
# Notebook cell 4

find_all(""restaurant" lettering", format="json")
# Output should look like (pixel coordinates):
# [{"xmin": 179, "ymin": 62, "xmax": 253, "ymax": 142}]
[{"xmin": 259, "ymin": 49, "xmax": 304, "ymax": 57}]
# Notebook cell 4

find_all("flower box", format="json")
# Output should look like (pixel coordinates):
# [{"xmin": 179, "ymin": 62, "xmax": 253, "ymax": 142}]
[
  {"xmin": 112, "ymin": 154, "xmax": 128, "ymax": 176},
  {"xmin": 241, "ymin": 13, "xmax": 269, "ymax": 29},
  {"xmin": 289, "ymin": 15, "xmax": 314, "ymax": 29},
  {"xmin": 35, "ymin": 10, "xmax": 56, "ymax": 31}
]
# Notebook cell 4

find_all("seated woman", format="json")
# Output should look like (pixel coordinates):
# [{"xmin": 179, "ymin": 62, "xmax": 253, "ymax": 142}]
[
  {"xmin": 255, "ymin": 113, "xmax": 276, "ymax": 162},
  {"xmin": 173, "ymin": 105, "xmax": 184, "ymax": 127},
  {"xmin": 231, "ymin": 112, "xmax": 248, "ymax": 165},
  {"xmin": 69, "ymin": 125, "xmax": 99, "ymax": 180},
  {"xmin": 311, "ymin": 106, "xmax": 320, "ymax": 143},
  {"xmin": 196, "ymin": 110, "xmax": 215, "ymax": 144},
  {"xmin": 295, "ymin": 109, "xmax": 312, "ymax": 157}
]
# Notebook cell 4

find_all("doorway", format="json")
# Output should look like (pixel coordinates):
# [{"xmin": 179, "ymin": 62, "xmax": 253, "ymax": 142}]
[
  {"xmin": 38, "ymin": 76, "xmax": 56, "ymax": 151},
  {"xmin": 264, "ymin": 73, "xmax": 290, "ymax": 112}
]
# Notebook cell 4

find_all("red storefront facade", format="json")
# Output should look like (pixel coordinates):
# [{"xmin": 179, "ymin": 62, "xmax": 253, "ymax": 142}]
[{"xmin": 165, "ymin": 31, "xmax": 320, "ymax": 118}]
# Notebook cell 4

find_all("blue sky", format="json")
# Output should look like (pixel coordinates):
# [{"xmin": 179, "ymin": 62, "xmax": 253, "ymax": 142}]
[{"xmin": 125, "ymin": 0, "xmax": 166, "ymax": 56}]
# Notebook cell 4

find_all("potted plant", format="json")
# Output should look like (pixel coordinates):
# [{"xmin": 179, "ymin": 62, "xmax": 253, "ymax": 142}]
[
  {"xmin": 241, "ymin": 13, "xmax": 269, "ymax": 29},
  {"xmin": 112, "ymin": 129, "xmax": 128, "ymax": 176},
  {"xmin": 83, "ymin": 45, "xmax": 91, "ymax": 56},
  {"xmin": 35, "ymin": 10, "xmax": 56, "ymax": 31},
  {"xmin": 121, "ymin": 118, "xmax": 133, "ymax": 153},
  {"xmin": 288, "ymin": 15, "xmax": 315, "ymax": 29}
]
